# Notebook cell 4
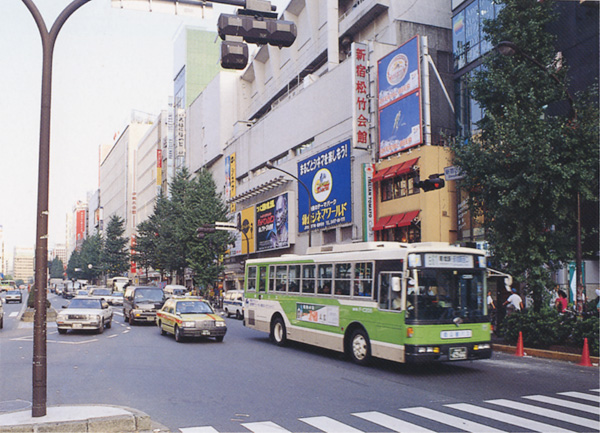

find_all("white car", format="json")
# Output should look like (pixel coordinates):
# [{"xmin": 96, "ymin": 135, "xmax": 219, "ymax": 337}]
[
  {"xmin": 56, "ymin": 296, "xmax": 113, "ymax": 334},
  {"xmin": 105, "ymin": 291, "xmax": 124, "ymax": 306}
]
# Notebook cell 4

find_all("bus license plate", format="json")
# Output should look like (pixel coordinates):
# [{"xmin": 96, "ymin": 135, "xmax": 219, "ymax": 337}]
[{"xmin": 449, "ymin": 347, "xmax": 467, "ymax": 360}]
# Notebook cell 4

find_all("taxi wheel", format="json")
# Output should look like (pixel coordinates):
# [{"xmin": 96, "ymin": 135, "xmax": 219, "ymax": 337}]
[
  {"xmin": 158, "ymin": 321, "xmax": 167, "ymax": 335},
  {"xmin": 235, "ymin": 310, "xmax": 242, "ymax": 320},
  {"xmin": 57, "ymin": 328, "xmax": 66, "ymax": 334},
  {"xmin": 215, "ymin": 336, "xmax": 224, "ymax": 342},
  {"xmin": 129, "ymin": 312, "xmax": 136, "ymax": 326},
  {"xmin": 174, "ymin": 326, "xmax": 184, "ymax": 343},
  {"xmin": 106, "ymin": 318, "xmax": 112, "ymax": 329},
  {"xmin": 98, "ymin": 320, "xmax": 104, "ymax": 334}
]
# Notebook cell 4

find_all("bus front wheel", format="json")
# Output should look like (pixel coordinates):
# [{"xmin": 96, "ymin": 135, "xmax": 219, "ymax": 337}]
[
  {"xmin": 270, "ymin": 316, "xmax": 287, "ymax": 346},
  {"xmin": 348, "ymin": 328, "xmax": 371, "ymax": 365}
]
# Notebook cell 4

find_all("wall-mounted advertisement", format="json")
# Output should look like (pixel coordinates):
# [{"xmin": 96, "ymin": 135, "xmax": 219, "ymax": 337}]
[
  {"xmin": 379, "ymin": 91, "xmax": 422, "ymax": 158},
  {"xmin": 231, "ymin": 206, "xmax": 255, "ymax": 256},
  {"xmin": 377, "ymin": 36, "xmax": 420, "ymax": 109},
  {"xmin": 256, "ymin": 193, "xmax": 289, "ymax": 252},
  {"xmin": 298, "ymin": 140, "xmax": 352, "ymax": 232}
]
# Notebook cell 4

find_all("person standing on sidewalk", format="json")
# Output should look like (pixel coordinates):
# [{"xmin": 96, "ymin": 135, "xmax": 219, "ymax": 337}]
[{"xmin": 503, "ymin": 288, "xmax": 523, "ymax": 316}]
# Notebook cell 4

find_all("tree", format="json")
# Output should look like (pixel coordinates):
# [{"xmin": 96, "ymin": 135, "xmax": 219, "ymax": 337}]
[
  {"xmin": 451, "ymin": 0, "xmax": 599, "ymax": 310},
  {"xmin": 49, "ymin": 258, "xmax": 64, "ymax": 279},
  {"xmin": 79, "ymin": 234, "xmax": 104, "ymax": 283},
  {"xmin": 133, "ymin": 217, "xmax": 160, "ymax": 281},
  {"xmin": 66, "ymin": 250, "xmax": 81, "ymax": 280},
  {"xmin": 103, "ymin": 215, "xmax": 130, "ymax": 278},
  {"xmin": 185, "ymin": 169, "xmax": 232, "ymax": 291}
]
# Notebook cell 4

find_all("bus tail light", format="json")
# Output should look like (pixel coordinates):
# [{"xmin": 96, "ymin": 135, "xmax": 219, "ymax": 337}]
[{"xmin": 407, "ymin": 327, "xmax": 414, "ymax": 338}]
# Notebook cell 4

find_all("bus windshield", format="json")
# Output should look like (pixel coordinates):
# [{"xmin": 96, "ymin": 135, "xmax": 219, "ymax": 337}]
[{"xmin": 406, "ymin": 268, "xmax": 486, "ymax": 324}]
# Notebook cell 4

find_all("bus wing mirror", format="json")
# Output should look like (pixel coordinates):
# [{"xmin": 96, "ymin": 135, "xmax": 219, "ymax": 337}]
[
  {"xmin": 392, "ymin": 277, "xmax": 401, "ymax": 292},
  {"xmin": 505, "ymin": 276, "xmax": 513, "ymax": 291}
]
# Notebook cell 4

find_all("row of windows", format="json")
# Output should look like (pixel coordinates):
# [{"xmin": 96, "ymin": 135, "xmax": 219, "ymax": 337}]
[
  {"xmin": 378, "ymin": 226, "xmax": 421, "ymax": 243},
  {"xmin": 247, "ymin": 262, "xmax": 374, "ymax": 298},
  {"xmin": 381, "ymin": 173, "xmax": 420, "ymax": 202}
]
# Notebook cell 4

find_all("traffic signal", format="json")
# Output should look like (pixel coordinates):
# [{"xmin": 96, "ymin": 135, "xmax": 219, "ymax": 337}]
[
  {"xmin": 218, "ymin": 13, "xmax": 297, "ymax": 48},
  {"xmin": 196, "ymin": 224, "xmax": 216, "ymax": 239},
  {"xmin": 220, "ymin": 40, "xmax": 249, "ymax": 70},
  {"xmin": 414, "ymin": 175, "xmax": 445, "ymax": 192}
]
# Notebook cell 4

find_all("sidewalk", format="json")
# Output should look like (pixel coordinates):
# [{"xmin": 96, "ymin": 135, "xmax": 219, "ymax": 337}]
[{"xmin": 0, "ymin": 404, "xmax": 171, "ymax": 433}]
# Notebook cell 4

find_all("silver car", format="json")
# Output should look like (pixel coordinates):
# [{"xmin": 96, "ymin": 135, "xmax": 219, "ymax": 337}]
[
  {"xmin": 5, "ymin": 290, "xmax": 22, "ymax": 304},
  {"xmin": 56, "ymin": 296, "xmax": 113, "ymax": 334}
]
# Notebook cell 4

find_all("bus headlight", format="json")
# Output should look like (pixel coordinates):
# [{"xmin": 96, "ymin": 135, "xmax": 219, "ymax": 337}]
[
  {"xmin": 474, "ymin": 344, "xmax": 490, "ymax": 350},
  {"xmin": 417, "ymin": 347, "xmax": 440, "ymax": 354},
  {"xmin": 182, "ymin": 321, "xmax": 195, "ymax": 328}
]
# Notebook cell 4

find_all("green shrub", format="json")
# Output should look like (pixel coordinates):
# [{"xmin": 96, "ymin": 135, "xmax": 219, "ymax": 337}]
[
  {"xmin": 570, "ymin": 316, "xmax": 599, "ymax": 357},
  {"xmin": 499, "ymin": 308, "xmax": 574, "ymax": 349},
  {"xmin": 26, "ymin": 292, "xmax": 52, "ymax": 309}
]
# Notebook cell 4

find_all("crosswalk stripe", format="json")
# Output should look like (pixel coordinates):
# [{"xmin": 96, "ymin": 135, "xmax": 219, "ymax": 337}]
[
  {"xmin": 241, "ymin": 421, "xmax": 292, "ymax": 433},
  {"xmin": 300, "ymin": 416, "xmax": 364, "ymax": 433},
  {"xmin": 558, "ymin": 392, "xmax": 600, "ymax": 403},
  {"xmin": 353, "ymin": 411, "xmax": 436, "ymax": 432},
  {"xmin": 591, "ymin": 389, "xmax": 600, "ymax": 393},
  {"xmin": 523, "ymin": 395, "xmax": 600, "ymax": 414},
  {"xmin": 486, "ymin": 398, "xmax": 599, "ymax": 429},
  {"xmin": 402, "ymin": 407, "xmax": 507, "ymax": 433},
  {"xmin": 180, "ymin": 427, "xmax": 219, "ymax": 433},
  {"xmin": 447, "ymin": 403, "xmax": 576, "ymax": 433}
]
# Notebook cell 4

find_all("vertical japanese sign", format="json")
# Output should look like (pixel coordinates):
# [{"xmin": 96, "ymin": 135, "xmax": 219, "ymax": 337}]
[
  {"xmin": 352, "ymin": 42, "xmax": 369, "ymax": 149},
  {"xmin": 362, "ymin": 164, "xmax": 375, "ymax": 242},
  {"xmin": 256, "ymin": 193, "xmax": 290, "ymax": 252},
  {"xmin": 156, "ymin": 149, "xmax": 162, "ymax": 186},
  {"xmin": 377, "ymin": 36, "xmax": 422, "ymax": 158},
  {"xmin": 130, "ymin": 235, "xmax": 137, "ymax": 274},
  {"xmin": 230, "ymin": 153, "xmax": 236, "ymax": 213},
  {"xmin": 75, "ymin": 209, "xmax": 86, "ymax": 241},
  {"xmin": 298, "ymin": 140, "xmax": 352, "ymax": 232},
  {"xmin": 224, "ymin": 155, "xmax": 231, "ymax": 203}
]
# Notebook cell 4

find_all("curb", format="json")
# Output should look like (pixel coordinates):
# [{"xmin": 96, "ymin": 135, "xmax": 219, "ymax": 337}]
[
  {"xmin": 0, "ymin": 405, "xmax": 171, "ymax": 433},
  {"xmin": 493, "ymin": 344, "xmax": 599, "ymax": 365}
]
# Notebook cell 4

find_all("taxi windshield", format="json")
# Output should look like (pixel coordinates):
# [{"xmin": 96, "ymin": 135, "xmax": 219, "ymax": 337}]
[{"xmin": 176, "ymin": 301, "xmax": 213, "ymax": 314}]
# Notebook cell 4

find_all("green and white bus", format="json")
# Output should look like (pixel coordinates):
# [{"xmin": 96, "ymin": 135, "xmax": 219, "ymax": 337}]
[{"xmin": 243, "ymin": 242, "xmax": 493, "ymax": 365}]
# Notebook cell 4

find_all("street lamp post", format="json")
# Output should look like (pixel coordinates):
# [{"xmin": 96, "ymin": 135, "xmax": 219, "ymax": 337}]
[
  {"xmin": 495, "ymin": 40, "xmax": 584, "ymax": 313},
  {"xmin": 22, "ymin": 0, "xmax": 93, "ymax": 417},
  {"xmin": 265, "ymin": 163, "xmax": 313, "ymax": 248}
]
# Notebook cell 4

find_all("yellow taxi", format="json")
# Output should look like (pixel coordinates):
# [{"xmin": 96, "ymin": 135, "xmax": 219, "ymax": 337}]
[{"xmin": 156, "ymin": 297, "xmax": 227, "ymax": 343}]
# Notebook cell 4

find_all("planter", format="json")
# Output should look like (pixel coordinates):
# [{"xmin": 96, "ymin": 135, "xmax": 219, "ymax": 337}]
[{"xmin": 21, "ymin": 307, "xmax": 57, "ymax": 323}]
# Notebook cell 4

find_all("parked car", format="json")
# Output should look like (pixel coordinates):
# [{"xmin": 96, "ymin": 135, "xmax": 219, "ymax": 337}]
[
  {"xmin": 5, "ymin": 290, "xmax": 23, "ymax": 304},
  {"xmin": 156, "ymin": 297, "xmax": 227, "ymax": 342},
  {"xmin": 106, "ymin": 291, "xmax": 124, "ymax": 306},
  {"xmin": 223, "ymin": 289, "xmax": 244, "ymax": 319},
  {"xmin": 56, "ymin": 296, "xmax": 113, "ymax": 334},
  {"xmin": 123, "ymin": 286, "xmax": 165, "ymax": 325}
]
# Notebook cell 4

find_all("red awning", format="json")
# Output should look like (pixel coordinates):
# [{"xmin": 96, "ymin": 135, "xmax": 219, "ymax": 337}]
[
  {"xmin": 373, "ymin": 210, "xmax": 420, "ymax": 231},
  {"xmin": 372, "ymin": 215, "xmax": 393, "ymax": 231},
  {"xmin": 372, "ymin": 157, "xmax": 419, "ymax": 182}
]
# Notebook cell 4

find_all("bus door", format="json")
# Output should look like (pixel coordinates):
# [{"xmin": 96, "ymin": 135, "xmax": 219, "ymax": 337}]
[{"xmin": 375, "ymin": 272, "xmax": 405, "ymax": 343}]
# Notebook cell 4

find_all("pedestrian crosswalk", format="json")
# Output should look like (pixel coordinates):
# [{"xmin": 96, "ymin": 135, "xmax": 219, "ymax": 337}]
[{"xmin": 179, "ymin": 389, "xmax": 600, "ymax": 433}]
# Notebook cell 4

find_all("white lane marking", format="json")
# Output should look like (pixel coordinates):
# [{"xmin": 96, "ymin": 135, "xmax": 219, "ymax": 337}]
[
  {"xmin": 353, "ymin": 411, "xmax": 436, "ymax": 432},
  {"xmin": 300, "ymin": 416, "xmax": 364, "ymax": 433},
  {"xmin": 447, "ymin": 403, "xmax": 576, "ymax": 433},
  {"xmin": 558, "ymin": 392, "xmax": 600, "ymax": 403},
  {"xmin": 402, "ymin": 406, "xmax": 507, "ymax": 433},
  {"xmin": 486, "ymin": 398, "xmax": 599, "ymax": 430},
  {"xmin": 241, "ymin": 421, "xmax": 292, "ymax": 433},
  {"xmin": 524, "ymin": 394, "xmax": 599, "ymax": 414}
]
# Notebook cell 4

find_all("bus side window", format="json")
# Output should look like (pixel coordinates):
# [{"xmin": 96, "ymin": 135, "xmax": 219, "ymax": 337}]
[
  {"xmin": 288, "ymin": 265, "xmax": 300, "ymax": 293},
  {"xmin": 334, "ymin": 263, "xmax": 351, "ymax": 296},
  {"xmin": 302, "ymin": 264, "xmax": 315, "ymax": 294},
  {"xmin": 276, "ymin": 265, "xmax": 287, "ymax": 292},
  {"xmin": 247, "ymin": 266, "xmax": 257, "ymax": 291},
  {"xmin": 354, "ymin": 262, "xmax": 373, "ymax": 298},
  {"xmin": 318, "ymin": 264, "xmax": 333, "ymax": 295},
  {"xmin": 269, "ymin": 266, "xmax": 276, "ymax": 292},
  {"xmin": 378, "ymin": 274, "xmax": 391, "ymax": 310},
  {"xmin": 259, "ymin": 267, "xmax": 267, "ymax": 292}
]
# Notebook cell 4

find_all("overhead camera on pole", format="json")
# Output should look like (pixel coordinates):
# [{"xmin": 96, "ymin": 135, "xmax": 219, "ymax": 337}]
[{"xmin": 218, "ymin": 0, "xmax": 297, "ymax": 69}]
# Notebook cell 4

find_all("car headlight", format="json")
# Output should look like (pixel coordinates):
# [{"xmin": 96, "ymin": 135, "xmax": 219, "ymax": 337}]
[
  {"xmin": 182, "ymin": 321, "xmax": 196, "ymax": 328},
  {"xmin": 215, "ymin": 321, "xmax": 226, "ymax": 328}
]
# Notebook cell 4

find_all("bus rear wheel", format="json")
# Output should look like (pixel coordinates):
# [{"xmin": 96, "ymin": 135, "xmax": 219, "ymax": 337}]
[
  {"xmin": 270, "ymin": 316, "xmax": 287, "ymax": 346},
  {"xmin": 348, "ymin": 328, "xmax": 371, "ymax": 365}
]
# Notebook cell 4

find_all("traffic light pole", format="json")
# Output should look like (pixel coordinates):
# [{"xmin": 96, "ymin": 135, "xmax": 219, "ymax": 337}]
[{"xmin": 21, "ymin": 0, "xmax": 93, "ymax": 417}]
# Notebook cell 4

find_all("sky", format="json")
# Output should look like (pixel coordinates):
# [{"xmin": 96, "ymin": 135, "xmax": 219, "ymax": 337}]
[{"xmin": 0, "ymin": 0, "xmax": 288, "ymax": 255}]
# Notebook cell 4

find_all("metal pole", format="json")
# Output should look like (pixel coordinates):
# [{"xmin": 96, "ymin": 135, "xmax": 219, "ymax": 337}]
[
  {"xmin": 21, "ymin": 0, "xmax": 92, "ymax": 417},
  {"xmin": 265, "ymin": 163, "xmax": 312, "ymax": 247}
]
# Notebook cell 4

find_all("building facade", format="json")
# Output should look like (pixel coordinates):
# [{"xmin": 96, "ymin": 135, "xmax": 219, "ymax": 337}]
[
  {"xmin": 185, "ymin": 0, "xmax": 456, "ymax": 289},
  {"xmin": 13, "ymin": 246, "xmax": 34, "ymax": 284}
]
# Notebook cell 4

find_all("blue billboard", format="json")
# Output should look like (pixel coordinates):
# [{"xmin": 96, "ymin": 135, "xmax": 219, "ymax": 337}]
[
  {"xmin": 378, "ymin": 91, "xmax": 422, "ymax": 158},
  {"xmin": 377, "ymin": 36, "xmax": 420, "ymax": 109},
  {"xmin": 297, "ymin": 140, "xmax": 352, "ymax": 233}
]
